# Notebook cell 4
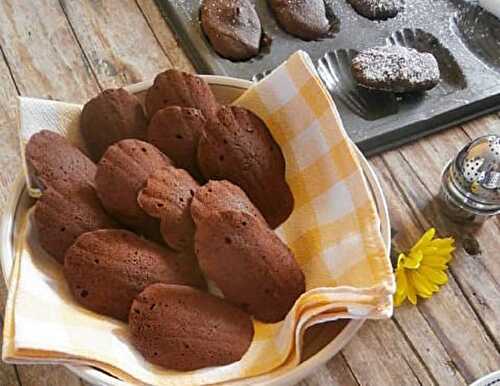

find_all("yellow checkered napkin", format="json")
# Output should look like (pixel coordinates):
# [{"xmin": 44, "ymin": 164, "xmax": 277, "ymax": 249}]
[
  {"xmin": 235, "ymin": 51, "xmax": 394, "ymax": 295},
  {"xmin": 3, "ymin": 51, "xmax": 395, "ymax": 385}
]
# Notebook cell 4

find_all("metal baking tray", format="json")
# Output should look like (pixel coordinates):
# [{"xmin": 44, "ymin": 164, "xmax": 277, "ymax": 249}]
[{"xmin": 156, "ymin": 0, "xmax": 500, "ymax": 155}]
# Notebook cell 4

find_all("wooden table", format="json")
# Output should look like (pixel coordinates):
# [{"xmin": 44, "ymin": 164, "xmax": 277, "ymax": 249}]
[{"xmin": 0, "ymin": 1, "xmax": 498, "ymax": 385}]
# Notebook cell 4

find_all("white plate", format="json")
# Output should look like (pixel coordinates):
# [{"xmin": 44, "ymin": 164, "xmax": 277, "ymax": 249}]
[
  {"xmin": 470, "ymin": 371, "xmax": 500, "ymax": 386},
  {"xmin": 0, "ymin": 76, "xmax": 391, "ymax": 386}
]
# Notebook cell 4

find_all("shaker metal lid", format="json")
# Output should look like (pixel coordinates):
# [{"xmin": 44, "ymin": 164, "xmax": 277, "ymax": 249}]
[{"xmin": 451, "ymin": 134, "xmax": 500, "ymax": 206}]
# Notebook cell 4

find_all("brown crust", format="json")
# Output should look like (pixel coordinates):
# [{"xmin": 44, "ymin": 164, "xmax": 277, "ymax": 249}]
[
  {"xmin": 95, "ymin": 139, "xmax": 172, "ymax": 241},
  {"xmin": 197, "ymin": 106, "xmax": 293, "ymax": 228},
  {"xmin": 25, "ymin": 130, "xmax": 96, "ymax": 193},
  {"xmin": 147, "ymin": 106, "xmax": 206, "ymax": 179},
  {"xmin": 200, "ymin": 0, "xmax": 262, "ymax": 61},
  {"xmin": 145, "ymin": 70, "xmax": 219, "ymax": 119},
  {"xmin": 138, "ymin": 167, "xmax": 200, "ymax": 251},
  {"xmin": 269, "ymin": 0, "xmax": 330, "ymax": 41},
  {"xmin": 194, "ymin": 210, "xmax": 305, "ymax": 322},
  {"xmin": 190, "ymin": 180, "xmax": 266, "ymax": 226},
  {"xmin": 34, "ymin": 185, "xmax": 117, "ymax": 264},
  {"xmin": 64, "ymin": 230, "xmax": 205, "ymax": 321},
  {"xmin": 80, "ymin": 88, "xmax": 147, "ymax": 161},
  {"xmin": 129, "ymin": 283, "xmax": 254, "ymax": 370},
  {"xmin": 347, "ymin": 0, "xmax": 402, "ymax": 20},
  {"xmin": 191, "ymin": 180, "xmax": 304, "ymax": 322},
  {"xmin": 351, "ymin": 46, "xmax": 440, "ymax": 93}
]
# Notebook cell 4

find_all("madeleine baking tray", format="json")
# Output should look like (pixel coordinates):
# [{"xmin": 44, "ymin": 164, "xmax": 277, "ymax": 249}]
[{"xmin": 155, "ymin": 0, "xmax": 500, "ymax": 155}]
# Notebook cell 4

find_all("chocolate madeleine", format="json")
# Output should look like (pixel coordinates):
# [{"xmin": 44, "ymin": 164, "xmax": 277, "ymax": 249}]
[
  {"xmin": 347, "ymin": 0, "xmax": 403, "ymax": 20},
  {"xmin": 352, "ymin": 46, "xmax": 440, "ymax": 93},
  {"xmin": 138, "ymin": 167, "xmax": 200, "ymax": 251},
  {"xmin": 145, "ymin": 70, "xmax": 219, "ymax": 119},
  {"xmin": 268, "ymin": 0, "xmax": 330, "ymax": 40},
  {"xmin": 197, "ymin": 106, "xmax": 293, "ymax": 228},
  {"xmin": 95, "ymin": 139, "xmax": 172, "ymax": 240},
  {"xmin": 190, "ymin": 180, "xmax": 265, "ymax": 225},
  {"xmin": 194, "ymin": 209, "xmax": 305, "ymax": 322},
  {"xmin": 25, "ymin": 130, "xmax": 96, "ymax": 193},
  {"xmin": 81, "ymin": 88, "xmax": 148, "ymax": 161},
  {"xmin": 147, "ymin": 106, "xmax": 206, "ymax": 178},
  {"xmin": 201, "ymin": 0, "xmax": 262, "ymax": 61},
  {"xmin": 64, "ymin": 230, "xmax": 204, "ymax": 321},
  {"xmin": 34, "ymin": 185, "xmax": 117, "ymax": 264},
  {"xmin": 129, "ymin": 284, "xmax": 254, "ymax": 370}
]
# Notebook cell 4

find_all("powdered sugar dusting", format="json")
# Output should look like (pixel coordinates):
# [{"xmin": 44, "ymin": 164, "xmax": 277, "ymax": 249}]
[
  {"xmin": 352, "ymin": 46, "xmax": 440, "ymax": 92},
  {"xmin": 347, "ymin": 0, "xmax": 404, "ymax": 19}
]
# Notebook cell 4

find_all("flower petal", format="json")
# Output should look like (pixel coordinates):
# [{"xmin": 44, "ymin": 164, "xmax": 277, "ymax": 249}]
[
  {"xmin": 408, "ymin": 271, "xmax": 430, "ymax": 297},
  {"xmin": 411, "ymin": 228, "xmax": 436, "ymax": 253},
  {"xmin": 412, "ymin": 270, "xmax": 439, "ymax": 296},
  {"xmin": 421, "ymin": 254, "xmax": 450, "ymax": 268},
  {"xmin": 394, "ymin": 290, "xmax": 407, "ymax": 306},
  {"xmin": 421, "ymin": 262, "xmax": 448, "ymax": 271},
  {"xmin": 394, "ymin": 268, "xmax": 409, "ymax": 307},
  {"xmin": 404, "ymin": 250, "xmax": 423, "ymax": 269},
  {"xmin": 434, "ymin": 246, "xmax": 455, "ymax": 257},
  {"xmin": 405, "ymin": 274, "xmax": 418, "ymax": 304},
  {"xmin": 419, "ymin": 265, "xmax": 448, "ymax": 285},
  {"xmin": 396, "ymin": 268, "xmax": 408, "ymax": 293},
  {"xmin": 396, "ymin": 253, "xmax": 407, "ymax": 269},
  {"xmin": 429, "ymin": 237, "xmax": 455, "ymax": 248},
  {"xmin": 422, "ymin": 246, "xmax": 438, "ymax": 255}
]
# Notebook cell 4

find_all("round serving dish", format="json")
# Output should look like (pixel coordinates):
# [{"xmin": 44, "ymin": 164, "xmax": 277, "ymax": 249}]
[{"xmin": 0, "ymin": 75, "xmax": 390, "ymax": 386}]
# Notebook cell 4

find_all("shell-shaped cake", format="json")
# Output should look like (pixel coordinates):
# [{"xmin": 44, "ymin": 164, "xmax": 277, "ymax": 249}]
[
  {"xmin": 197, "ymin": 105, "xmax": 293, "ymax": 228},
  {"xmin": 25, "ymin": 130, "xmax": 96, "ymax": 193},
  {"xmin": 201, "ymin": 0, "xmax": 262, "ymax": 61},
  {"xmin": 34, "ymin": 185, "xmax": 117, "ymax": 264},
  {"xmin": 145, "ymin": 70, "xmax": 219, "ymax": 119},
  {"xmin": 138, "ymin": 167, "xmax": 200, "ymax": 251},
  {"xmin": 190, "ymin": 180, "xmax": 265, "ymax": 225},
  {"xmin": 268, "ymin": 0, "xmax": 330, "ymax": 40},
  {"xmin": 192, "ymin": 181, "xmax": 305, "ymax": 323},
  {"xmin": 64, "ymin": 230, "xmax": 205, "ymax": 321},
  {"xmin": 81, "ymin": 88, "xmax": 148, "ymax": 161},
  {"xmin": 387, "ymin": 29, "xmax": 466, "ymax": 94},
  {"xmin": 95, "ymin": 139, "xmax": 172, "ymax": 240},
  {"xmin": 129, "ymin": 284, "xmax": 254, "ymax": 370},
  {"xmin": 347, "ymin": 0, "xmax": 403, "ymax": 20},
  {"xmin": 147, "ymin": 106, "xmax": 206, "ymax": 178},
  {"xmin": 317, "ymin": 49, "xmax": 398, "ymax": 121},
  {"xmin": 351, "ymin": 46, "xmax": 440, "ymax": 93}
]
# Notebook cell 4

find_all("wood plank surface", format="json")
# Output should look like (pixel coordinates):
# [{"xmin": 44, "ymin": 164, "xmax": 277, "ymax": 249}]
[
  {"xmin": 297, "ymin": 353, "xmax": 359, "ymax": 386},
  {"xmin": 0, "ymin": 0, "xmax": 498, "ymax": 385},
  {"xmin": 378, "ymin": 127, "xmax": 500, "ymax": 348},
  {"xmin": 0, "ymin": 44, "xmax": 21, "ymax": 217},
  {"xmin": 371, "ymin": 134, "xmax": 500, "ymax": 382},
  {"xmin": 390, "ymin": 126, "xmax": 500, "ymax": 351},
  {"xmin": 136, "ymin": 0, "xmax": 195, "ymax": 73},
  {"xmin": 15, "ymin": 366, "xmax": 83, "ymax": 386},
  {"xmin": 60, "ymin": 0, "xmax": 173, "ymax": 89},
  {"xmin": 0, "ymin": 0, "xmax": 99, "ymax": 103},
  {"xmin": 0, "ymin": 1, "xmax": 99, "ymax": 385},
  {"xmin": 0, "ymin": 318, "xmax": 21, "ymax": 386},
  {"xmin": 342, "ymin": 320, "xmax": 435, "ymax": 386}
]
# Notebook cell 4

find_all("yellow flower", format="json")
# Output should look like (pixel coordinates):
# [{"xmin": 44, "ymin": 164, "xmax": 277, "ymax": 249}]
[{"xmin": 394, "ymin": 228, "xmax": 455, "ymax": 306}]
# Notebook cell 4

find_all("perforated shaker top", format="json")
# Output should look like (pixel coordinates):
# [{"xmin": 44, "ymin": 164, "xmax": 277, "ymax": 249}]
[{"xmin": 452, "ymin": 134, "xmax": 500, "ymax": 206}]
